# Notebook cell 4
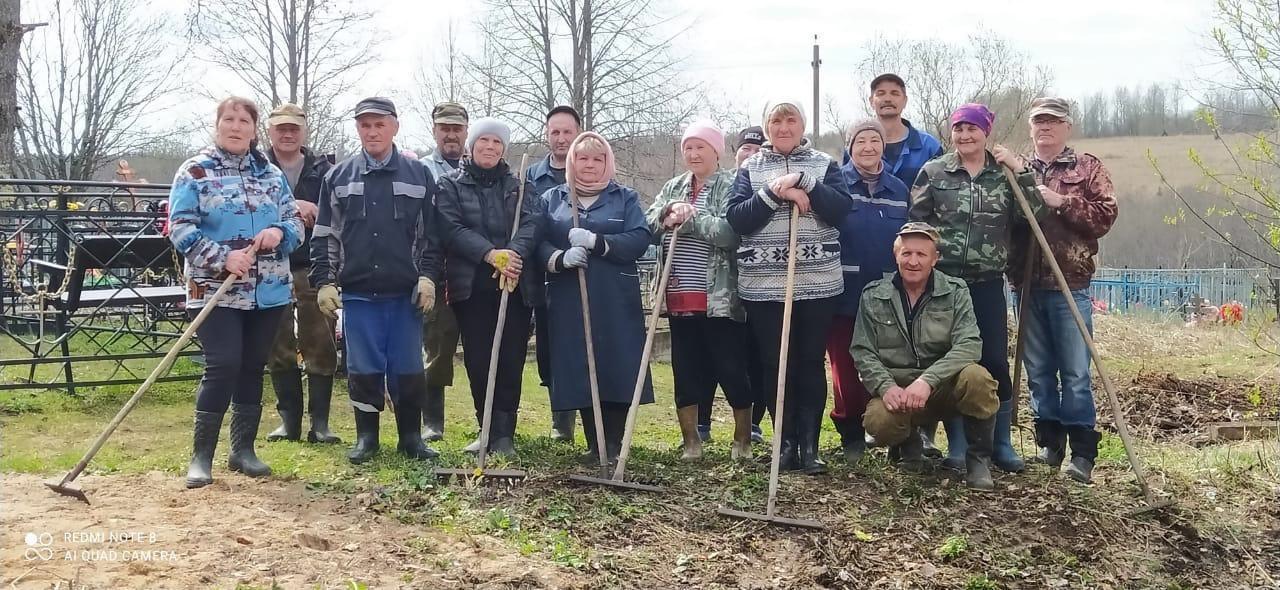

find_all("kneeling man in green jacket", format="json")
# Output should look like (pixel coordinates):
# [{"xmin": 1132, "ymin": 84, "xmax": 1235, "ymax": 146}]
[{"xmin": 852, "ymin": 222, "xmax": 1000, "ymax": 490}]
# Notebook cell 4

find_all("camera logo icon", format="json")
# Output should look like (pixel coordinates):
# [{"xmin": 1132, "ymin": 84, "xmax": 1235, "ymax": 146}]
[{"xmin": 24, "ymin": 532, "xmax": 54, "ymax": 561}]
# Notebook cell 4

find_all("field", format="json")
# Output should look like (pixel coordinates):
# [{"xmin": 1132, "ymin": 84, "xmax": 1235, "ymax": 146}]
[{"xmin": 1, "ymin": 311, "xmax": 1278, "ymax": 589}]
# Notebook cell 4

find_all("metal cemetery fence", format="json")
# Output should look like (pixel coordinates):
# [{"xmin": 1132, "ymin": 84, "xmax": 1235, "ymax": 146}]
[
  {"xmin": 1087, "ymin": 267, "xmax": 1273, "ymax": 314},
  {"xmin": 0, "ymin": 179, "xmax": 201, "ymax": 393}
]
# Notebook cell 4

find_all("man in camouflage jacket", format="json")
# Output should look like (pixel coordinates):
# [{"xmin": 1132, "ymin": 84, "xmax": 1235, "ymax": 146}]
[{"xmin": 1008, "ymin": 97, "xmax": 1118, "ymax": 484}]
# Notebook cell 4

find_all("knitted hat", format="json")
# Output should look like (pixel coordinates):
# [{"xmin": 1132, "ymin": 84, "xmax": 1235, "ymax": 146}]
[
  {"xmin": 465, "ymin": 117, "xmax": 511, "ymax": 154},
  {"xmin": 950, "ymin": 103, "xmax": 995, "ymax": 136},
  {"xmin": 681, "ymin": 120, "xmax": 725, "ymax": 158},
  {"xmin": 737, "ymin": 126, "xmax": 764, "ymax": 148},
  {"xmin": 760, "ymin": 100, "xmax": 807, "ymax": 140},
  {"xmin": 847, "ymin": 118, "xmax": 885, "ymax": 149}
]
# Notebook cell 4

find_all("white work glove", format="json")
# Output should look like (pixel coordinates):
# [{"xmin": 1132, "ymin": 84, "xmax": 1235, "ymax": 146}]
[
  {"xmin": 415, "ymin": 277, "xmax": 436, "ymax": 313},
  {"xmin": 317, "ymin": 285, "xmax": 342, "ymax": 319},
  {"xmin": 568, "ymin": 227, "xmax": 597, "ymax": 249},
  {"xmin": 562, "ymin": 246, "xmax": 590, "ymax": 269}
]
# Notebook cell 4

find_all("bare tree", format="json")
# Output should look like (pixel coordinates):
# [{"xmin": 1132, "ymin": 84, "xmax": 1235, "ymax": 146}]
[
  {"xmin": 15, "ymin": 0, "xmax": 180, "ymax": 180},
  {"xmin": 0, "ymin": 0, "xmax": 36, "ymax": 176},
  {"xmin": 186, "ymin": 0, "xmax": 377, "ymax": 152},
  {"xmin": 856, "ymin": 31, "xmax": 1052, "ymax": 146},
  {"xmin": 470, "ymin": 0, "xmax": 700, "ymax": 146}
]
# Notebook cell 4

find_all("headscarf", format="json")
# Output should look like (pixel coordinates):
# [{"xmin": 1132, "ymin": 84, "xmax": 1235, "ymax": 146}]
[
  {"xmin": 950, "ymin": 103, "xmax": 995, "ymax": 136},
  {"xmin": 566, "ymin": 131, "xmax": 616, "ymax": 198},
  {"xmin": 760, "ymin": 99, "xmax": 808, "ymax": 141}
]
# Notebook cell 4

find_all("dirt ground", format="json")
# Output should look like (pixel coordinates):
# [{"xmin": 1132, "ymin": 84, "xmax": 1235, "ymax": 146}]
[{"xmin": 0, "ymin": 472, "xmax": 584, "ymax": 590}]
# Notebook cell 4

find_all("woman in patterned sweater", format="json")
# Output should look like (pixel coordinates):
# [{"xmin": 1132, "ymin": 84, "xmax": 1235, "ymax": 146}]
[
  {"xmin": 646, "ymin": 121, "xmax": 753, "ymax": 462},
  {"xmin": 726, "ymin": 100, "xmax": 853, "ymax": 475}
]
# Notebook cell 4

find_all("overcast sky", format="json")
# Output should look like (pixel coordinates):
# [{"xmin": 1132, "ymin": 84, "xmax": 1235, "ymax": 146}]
[
  {"xmin": 23, "ymin": 0, "xmax": 1217, "ymax": 148},
  {"xmin": 359, "ymin": 0, "xmax": 1213, "ymax": 143}
]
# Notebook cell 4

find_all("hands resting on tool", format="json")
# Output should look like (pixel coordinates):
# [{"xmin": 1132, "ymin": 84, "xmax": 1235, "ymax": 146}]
[
  {"xmin": 486, "ymin": 249, "xmax": 523, "ymax": 293},
  {"xmin": 662, "ymin": 202, "xmax": 696, "ymax": 229},
  {"xmin": 881, "ymin": 379, "xmax": 933, "ymax": 414},
  {"xmin": 768, "ymin": 172, "xmax": 811, "ymax": 214},
  {"xmin": 562, "ymin": 246, "xmax": 590, "ymax": 269}
]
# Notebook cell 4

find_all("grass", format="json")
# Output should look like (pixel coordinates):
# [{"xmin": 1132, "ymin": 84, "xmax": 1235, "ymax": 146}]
[{"xmin": 2, "ymin": 312, "xmax": 1279, "ymax": 588}]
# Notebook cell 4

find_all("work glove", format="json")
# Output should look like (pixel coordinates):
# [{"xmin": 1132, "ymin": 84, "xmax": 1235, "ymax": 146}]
[
  {"xmin": 562, "ymin": 246, "xmax": 590, "ymax": 269},
  {"xmin": 415, "ymin": 277, "xmax": 436, "ymax": 313},
  {"xmin": 568, "ymin": 227, "xmax": 597, "ymax": 249},
  {"xmin": 488, "ymin": 250, "xmax": 520, "ymax": 293},
  {"xmin": 317, "ymin": 284, "xmax": 342, "ymax": 319}
]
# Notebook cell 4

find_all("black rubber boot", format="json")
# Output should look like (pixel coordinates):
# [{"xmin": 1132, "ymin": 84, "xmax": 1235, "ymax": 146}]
[
  {"xmin": 1064, "ymin": 426, "xmax": 1100, "ymax": 484},
  {"xmin": 347, "ymin": 410, "xmax": 380, "ymax": 464},
  {"xmin": 602, "ymin": 405, "xmax": 628, "ymax": 463},
  {"xmin": 306, "ymin": 373, "xmax": 342, "ymax": 444},
  {"xmin": 550, "ymin": 410, "xmax": 576, "ymax": 442},
  {"xmin": 267, "ymin": 369, "xmax": 303, "ymax": 442},
  {"xmin": 890, "ymin": 427, "xmax": 928, "ymax": 474},
  {"xmin": 963, "ymin": 414, "xmax": 996, "ymax": 491},
  {"xmin": 777, "ymin": 411, "xmax": 801, "ymax": 472},
  {"xmin": 421, "ymin": 385, "xmax": 445, "ymax": 442},
  {"xmin": 797, "ymin": 408, "xmax": 827, "ymax": 475},
  {"xmin": 186, "ymin": 410, "xmax": 223, "ymax": 489},
  {"xmin": 1033, "ymin": 419, "xmax": 1066, "ymax": 470},
  {"xmin": 579, "ymin": 408, "xmax": 602, "ymax": 465},
  {"xmin": 227, "ymin": 404, "xmax": 272, "ymax": 477},
  {"xmin": 395, "ymin": 399, "xmax": 439, "ymax": 460},
  {"xmin": 489, "ymin": 410, "xmax": 517, "ymax": 457},
  {"xmin": 919, "ymin": 422, "xmax": 942, "ymax": 458},
  {"xmin": 833, "ymin": 416, "xmax": 866, "ymax": 463}
]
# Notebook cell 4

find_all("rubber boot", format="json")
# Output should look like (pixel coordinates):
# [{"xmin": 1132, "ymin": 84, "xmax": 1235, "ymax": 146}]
[
  {"xmin": 992, "ymin": 399, "xmax": 1026, "ymax": 473},
  {"xmin": 777, "ymin": 411, "xmax": 801, "ymax": 471},
  {"xmin": 463, "ymin": 411, "xmax": 485, "ymax": 454},
  {"xmin": 750, "ymin": 424, "xmax": 765, "ymax": 445},
  {"xmin": 963, "ymin": 414, "xmax": 996, "ymax": 491},
  {"xmin": 347, "ymin": 409, "xmax": 380, "ymax": 464},
  {"xmin": 919, "ymin": 422, "xmax": 942, "ymax": 458},
  {"xmin": 676, "ymin": 405, "xmax": 704, "ymax": 461},
  {"xmin": 266, "ymin": 369, "xmax": 303, "ymax": 442},
  {"xmin": 227, "ymin": 403, "xmax": 271, "ymax": 477},
  {"xmin": 1033, "ymin": 419, "xmax": 1066, "ymax": 470},
  {"xmin": 602, "ymin": 405, "xmax": 628, "ymax": 463},
  {"xmin": 731, "ymin": 408, "xmax": 753, "ymax": 460},
  {"xmin": 186, "ymin": 410, "xmax": 223, "ymax": 488},
  {"xmin": 697, "ymin": 401, "xmax": 713, "ymax": 442},
  {"xmin": 488, "ymin": 410, "xmax": 517, "ymax": 457},
  {"xmin": 395, "ymin": 399, "xmax": 439, "ymax": 460},
  {"xmin": 421, "ymin": 385, "xmax": 445, "ymax": 442},
  {"xmin": 890, "ymin": 426, "xmax": 927, "ymax": 474},
  {"xmin": 550, "ymin": 410, "xmax": 576, "ymax": 442},
  {"xmin": 579, "ymin": 408, "xmax": 602, "ymax": 465},
  {"xmin": 833, "ymin": 416, "xmax": 866, "ymax": 463},
  {"xmin": 1064, "ymin": 426, "xmax": 1100, "ymax": 484},
  {"xmin": 306, "ymin": 373, "xmax": 341, "ymax": 443},
  {"xmin": 942, "ymin": 415, "xmax": 968, "ymax": 473},
  {"xmin": 796, "ymin": 408, "xmax": 827, "ymax": 475}
]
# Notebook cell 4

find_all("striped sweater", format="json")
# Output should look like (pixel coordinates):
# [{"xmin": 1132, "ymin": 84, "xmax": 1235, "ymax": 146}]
[{"xmin": 726, "ymin": 142, "xmax": 853, "ymax": 302}]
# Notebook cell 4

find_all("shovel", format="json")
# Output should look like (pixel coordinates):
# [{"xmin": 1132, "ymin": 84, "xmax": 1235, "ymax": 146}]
[{"xmin": 717, "ymin": 206, "xmax": 824, "ymax": 530}]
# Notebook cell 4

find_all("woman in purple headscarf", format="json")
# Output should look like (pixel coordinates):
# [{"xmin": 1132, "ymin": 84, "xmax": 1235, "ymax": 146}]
[{"xmin": 907, "ymin": 103, "xmax": 1047, "ymax": 484}]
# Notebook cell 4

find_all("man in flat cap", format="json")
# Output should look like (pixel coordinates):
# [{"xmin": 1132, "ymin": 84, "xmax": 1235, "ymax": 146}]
[
  {"xmin": 262, "ymin": 103, "xmax": 342, "ymax": 446},
  {"xmin": 1009, "ymin": 97, "xmax": 1118, "ymax": 484},
  {"xmin": 311, "ymin": 96, "xmax": 440, "ymax": 464},
  {"xmin": 417, "ymin": 101, "xmax": 470, "ymax": 442},
  {"xmin": 853, "ymin": 222, "xmax": 1000, "ymax": 490}
]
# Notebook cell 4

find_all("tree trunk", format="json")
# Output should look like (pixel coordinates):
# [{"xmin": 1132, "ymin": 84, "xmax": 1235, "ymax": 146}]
[{"xmin": 0, "ymin": 0, "xmax": 21, "ymax": 176}]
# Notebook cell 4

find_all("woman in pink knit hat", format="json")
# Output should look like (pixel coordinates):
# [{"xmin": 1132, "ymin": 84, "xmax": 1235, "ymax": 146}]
[{"xmin": 645, "ymin": 120, "xmax": 755, "ymax": 461}]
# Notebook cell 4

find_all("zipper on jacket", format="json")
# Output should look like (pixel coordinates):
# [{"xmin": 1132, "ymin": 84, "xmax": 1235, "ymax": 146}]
[{"xmin": 962, "ymin": 177, "xmax": 976, "ymax": 275}]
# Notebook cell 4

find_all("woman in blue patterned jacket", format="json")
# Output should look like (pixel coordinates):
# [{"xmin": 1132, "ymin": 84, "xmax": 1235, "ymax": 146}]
[{"xmin": 168, "ymin": 96, "xmax": 303, "ymax": 489}]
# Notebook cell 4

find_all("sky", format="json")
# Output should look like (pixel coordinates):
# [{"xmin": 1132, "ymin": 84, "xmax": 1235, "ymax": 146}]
[
  {"xmin": 22, "ymin": 0, "xmax": 1218, "ymax": 149},
  {"xmin": 360, "ymin": 0, "xmax": 1214, "ymax": 144}
]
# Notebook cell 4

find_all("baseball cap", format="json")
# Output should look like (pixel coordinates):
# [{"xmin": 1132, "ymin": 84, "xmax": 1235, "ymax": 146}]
[
  {"xmin": 1028, "ymin": 97, "xmax": 1073, "ymax": 123},
  {"xmin": 896, "ymin": 221, "xmax": 940, "ymax": 242},
  {"xmin": 353, "ymin": 97, "xmax": 397, "ymax": 118},
  {"xmin": 432, "ymin": 101, "xmax": 468, "ymax": 125},
  {"xmin": 737, "ymin": 126, "xmax": 764, "ymax": 148},
  {"xmin": 267, "ymin": 103, "xmax": 306, "ymax": 127},
  {"xmin": 870, "ymin": 73, "xmax": 906, "ymax": 93}
]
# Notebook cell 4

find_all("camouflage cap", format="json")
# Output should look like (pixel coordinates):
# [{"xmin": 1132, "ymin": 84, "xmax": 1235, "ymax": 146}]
[
  {"xmin": 432, "ymin": 101, "xmax": 469, "ymax": 125},
  {"xmin": 1029, "ymin": 97, "xmax": 1073, "ymax": 124},
  {"xmin": 267, "ymin": 103, "xmax": 306, "ymax": 127},
  {"xmin": 896, "ymin": 221, "xmax": 941, "ymax": 242}
]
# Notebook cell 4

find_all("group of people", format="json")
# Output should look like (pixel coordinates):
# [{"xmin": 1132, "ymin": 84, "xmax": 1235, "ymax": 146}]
[{"xmin": 168, "ymin": 71, "xmax": 1117, "ymax": 493}]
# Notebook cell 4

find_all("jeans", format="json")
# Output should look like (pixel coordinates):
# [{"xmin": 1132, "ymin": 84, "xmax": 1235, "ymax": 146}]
[{"xmin": 1014, "ymin": 288, "xmax": 1095, "ymax": 429}]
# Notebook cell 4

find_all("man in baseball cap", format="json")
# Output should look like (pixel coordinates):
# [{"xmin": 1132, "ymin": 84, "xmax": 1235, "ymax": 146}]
[
  {"xmin": 734, "ymin": 126, "xmax": 765, "ymax": 168},
  {"xmin": 853, "ymin": 220, "xmax": 1001, "ymax": 491}
]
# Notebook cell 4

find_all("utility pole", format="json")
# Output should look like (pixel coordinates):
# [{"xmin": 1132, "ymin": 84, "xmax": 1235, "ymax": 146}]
[{"xmin": 811, "ymin": 35, "xmax": 820, "ymax": 140}]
